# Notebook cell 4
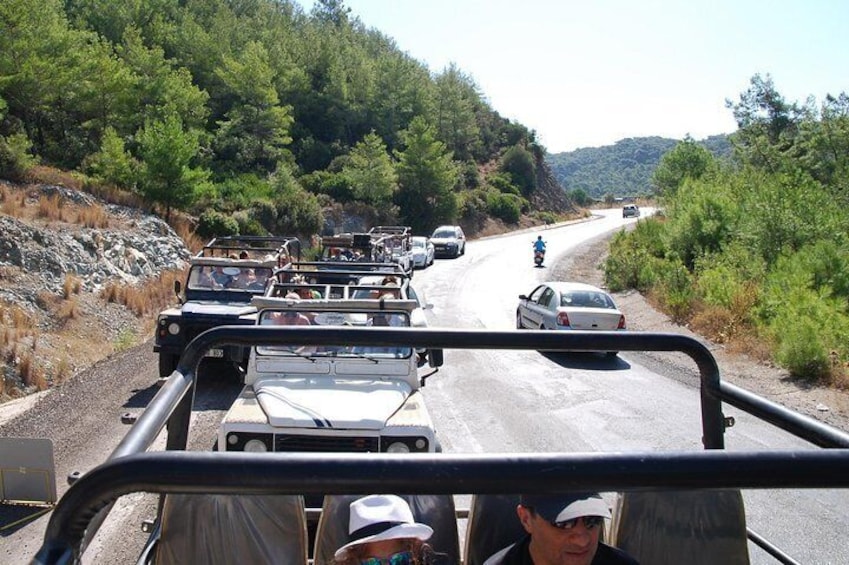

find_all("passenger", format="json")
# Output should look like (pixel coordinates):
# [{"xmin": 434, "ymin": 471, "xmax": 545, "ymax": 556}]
[
  {"xmin": 195, "ymin": 267, "xmax": 215, "ymax": 288},
  {"xmin": 248, "ymin": 269, "xmax": 268, "ymax": 291},
  {"xmin": 239, "ymin": 250, "xmax": 250, "ymax": 259},
  {"xmin": 211, "ymin": 265, "xmax": 232, "ymax": 287},
  {"xmin": 484, "ymin": 493, "xmax": 638, "ymax": 565},
  {"xmin": 333, "ymin": 494, "xmax": 446, "ymax": 565},
  {"xmin": 230, "ymin": 268, "xmax": 256, "ymax": 289}
]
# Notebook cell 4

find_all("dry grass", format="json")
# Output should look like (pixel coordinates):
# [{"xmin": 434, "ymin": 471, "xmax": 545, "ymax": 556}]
[
  {"xmin": 37, "ymin": 193, "xmax": 65, "ymax": 221},
  {"xmin": 170, "ymin": 214, "xmax": 204, "ymax": 253},
  {"xmin": 58, "ymin": 297, "xmax": 79, "ymax": 320},
  {"xmin": 1, "ymin": 189, "xmax": 25, "ymax": 217},
  {"xmin": 54, "ymin": 356, "xmax": 73, "ymax": 384},
  {"xmin": 78, "ymin": 204, "xmax": 109, "ymax": 228},
  {"xmin": 25, "ymin": 165, "xmax": 84, "ymax": 190},
  {"xmin": 101, "ymin": 269, "xmax": 184, "ymax": 316},
  {"xmin": 62, "ymin": 274, "xmax": 82, "ymax": 299}
]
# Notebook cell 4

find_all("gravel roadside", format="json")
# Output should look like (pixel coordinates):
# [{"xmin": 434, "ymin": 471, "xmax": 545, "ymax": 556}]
[{"xmin": 550, "ymin": 230, "xmax": 849, "ymax": 433}]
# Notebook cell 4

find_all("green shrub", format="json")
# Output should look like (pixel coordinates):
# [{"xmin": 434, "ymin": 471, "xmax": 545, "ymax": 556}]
[
  {"xmin": 487, "ymin": 171, "xmax": 520, "ymax": 195},
  {"xmin": 775, "ymin": 317, "xmax": 832, "ymax": 381},
  {"xmin": 604, "ymin": 229, "xmax": 663, "ymax": 291},
  {"xmin": 232, "ymin": 210, "xmax": 267, "ymax": 236},
  {"xmin": 486, "ymin": 192, "xmax": 522, "ymax": 224},
  {"xmin": 655, "ymin": 258, "xmax": 695, "ymax": 323},
  {"xmin": 0, "ymin": 133, "xmax": 38, "ymax": 181},
  {"xmin": 215, "ymin": 174, "xmax": 273, "ymax": 211},
  {"xmin": 197, "ymin": 210, "xmax": 239, "ymax": 238},
  {"xmin": 499, "ymin": 144, "xmax": 536, "ymax": 196},
  {"xmin": 537, "ymin": 211, "xmax": 558, "ymax": 225}
]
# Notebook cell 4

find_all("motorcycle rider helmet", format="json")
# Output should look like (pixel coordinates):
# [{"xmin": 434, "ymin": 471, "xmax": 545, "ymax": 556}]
[{"xmin": 537, "ymin": 235, "xmax": 542, "ymax": 240}]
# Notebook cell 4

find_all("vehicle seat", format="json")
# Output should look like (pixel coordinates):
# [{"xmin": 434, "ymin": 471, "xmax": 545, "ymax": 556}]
[
  {"xmin": 464, "ymin": 494, "xmax": 525, "ymax": 565},
  {"xmin": 154, "ymin": 494, "xmax": 308, "ymax": 565},
  {"xmin": 609, "ymin": 490, "xmax": 750, "ymax": 565},
  {"xmin": 313, "ymin": 494, "xmax": 461, "ymax": 565}
]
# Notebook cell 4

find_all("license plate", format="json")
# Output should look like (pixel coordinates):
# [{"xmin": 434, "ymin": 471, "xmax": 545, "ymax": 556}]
[{"xmin": 205, "ymin": 348, "xmax": 224, "ymax": 358}]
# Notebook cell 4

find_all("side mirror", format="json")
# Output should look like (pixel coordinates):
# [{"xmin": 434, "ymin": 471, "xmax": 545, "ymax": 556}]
[
  {"xmin": 518, "ymin": 294, "xmax": 528, "ymax": 300},
  {"xmin": 174, "ymin": 280, "xmax": 182, "ymax": 297},
  {"xmin": 428, "ymin": 349, "xmax": 443, "ymax": 368}
]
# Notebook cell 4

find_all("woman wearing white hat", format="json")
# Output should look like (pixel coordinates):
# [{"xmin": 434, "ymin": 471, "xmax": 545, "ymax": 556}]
[{"xmin": 334, "ymin": 494, "xmax": 440, "ymax": 565}]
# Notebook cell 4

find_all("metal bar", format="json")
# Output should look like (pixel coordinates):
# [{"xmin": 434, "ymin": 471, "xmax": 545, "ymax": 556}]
[
  {"xmin": 747, "ymin": 527, "xmax": 802, "ymax": 565},
  {"xmin": 181, "ymin": 327, "xmax": 725, "ymax": 446},
  {"xmin": 33, "ymin": 449, "xmax": 849, "ymax": 563},
  {"xmin": 719, "ymin": 381, "xmax": 849, "ymax": 447}
]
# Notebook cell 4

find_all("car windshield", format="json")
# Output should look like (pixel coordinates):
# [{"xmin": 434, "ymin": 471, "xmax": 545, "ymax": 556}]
[
  {"xmin": 561, "ymin": 291, "xmax": 615, "ymax": 309},
  {"xmin": 432, "ymin": 229, "xmax": 454, "ymax": 238},
  {"xmin": 255, "ymin": 309, "xmax": 412, "ymax": 358},
  {"xmin": 412, "ymin": 239, "xmax": 425, "ymax": 248}
]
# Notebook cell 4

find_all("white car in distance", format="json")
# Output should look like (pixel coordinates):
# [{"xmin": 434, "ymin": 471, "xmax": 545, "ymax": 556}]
[{"xmin": 411, "ymin": 236, "xmax": 435, "ymax": 268}]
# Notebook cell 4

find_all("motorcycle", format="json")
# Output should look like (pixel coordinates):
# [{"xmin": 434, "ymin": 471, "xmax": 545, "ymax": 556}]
[{"xmin": 533, "ymin": 250, "xmax": 545, "ymax": 267}]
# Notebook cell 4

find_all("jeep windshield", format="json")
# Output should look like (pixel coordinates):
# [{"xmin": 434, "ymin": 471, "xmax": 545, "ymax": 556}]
[
  {"xmin": 187, "ymin": 264, "xmax": 272, "ymax": 293},
  {"xmin": 256, "ymin": 309, "xmax": 412, "ymax": 358}
]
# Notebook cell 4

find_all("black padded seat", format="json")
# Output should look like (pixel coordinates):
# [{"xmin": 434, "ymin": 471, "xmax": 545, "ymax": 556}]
[
  {"xmin": 154, "ymin": 494, "xmax": 308, "ymax": 565},
  {"xmin": 313, "ymin": 494, "xmax": 461, "ymax": 565},
  {"xmin": 463, "ymin": 494, "xmax": 525, "ymax": 565},
  {"xmin": 610, "ymin": 490, "xmax": 750, "ymax": 565}
]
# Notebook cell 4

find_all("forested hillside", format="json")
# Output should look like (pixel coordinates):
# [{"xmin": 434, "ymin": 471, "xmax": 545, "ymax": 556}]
[
  {"xmin": 605, "ymin": 75, "xmax": 849, "ymax": 386},
  {"xmin": 546, "ymin": 135, "xmax": 732, "ymax": 200},
  {"xmin": 0, "ymin": 0, "xmax": 572, "ymax": 240}
]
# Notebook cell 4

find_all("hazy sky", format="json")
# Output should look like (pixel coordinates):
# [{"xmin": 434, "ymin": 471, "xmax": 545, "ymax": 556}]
[{"xmin": 294, "ymin": 0, "xmax": 848, "ymax": 154}]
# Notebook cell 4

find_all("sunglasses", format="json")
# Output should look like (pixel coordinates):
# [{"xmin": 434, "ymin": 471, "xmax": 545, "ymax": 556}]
[
  {"xmin": 359, "ymin": 550, "xmax": 414, "ymax": 565},
  {"xmin": 551, "ymin": 515, "xmax": 604, "ymax": 530}
]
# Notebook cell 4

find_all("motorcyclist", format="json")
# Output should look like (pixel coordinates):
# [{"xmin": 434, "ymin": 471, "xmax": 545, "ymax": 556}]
[
  {"xmin": 533, "ymin": 236, "xmax": 546, "ymax": 266},
  {"xmin": 533, "ymin": 236, "xmax": 546, "ymax": 254}
]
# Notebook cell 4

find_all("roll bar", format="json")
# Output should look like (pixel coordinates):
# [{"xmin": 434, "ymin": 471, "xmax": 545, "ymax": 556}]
[{"xmin": 32, "ymin": 327, "xmax": 849, "ymax": 563}]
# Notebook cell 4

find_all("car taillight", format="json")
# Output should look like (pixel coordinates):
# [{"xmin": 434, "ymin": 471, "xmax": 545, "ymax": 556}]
[
  {"xmin": 617, "ymin": 315, "xmax": 626, "ymax": 329},
  {"xmin": 556, "ymin": 312, "xmax": 570, "ymax": 326}
]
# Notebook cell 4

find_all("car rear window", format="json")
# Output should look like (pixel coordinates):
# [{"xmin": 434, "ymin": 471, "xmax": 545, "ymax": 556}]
[{"xmin": 561, "ymin": 291, "xmax": 615, "ymax": 308}]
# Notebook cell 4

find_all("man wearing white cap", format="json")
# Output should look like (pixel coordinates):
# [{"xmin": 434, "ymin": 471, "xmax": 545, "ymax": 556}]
[
  {"xmin": 334, "ymin": 494, "xmax": 445, "ymax": 564},
  {"xmin": 484, "ymin": 493, "xmax": 638, "ymax": 565}
]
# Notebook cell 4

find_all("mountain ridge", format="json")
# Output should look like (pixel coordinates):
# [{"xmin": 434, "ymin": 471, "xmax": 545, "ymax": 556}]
[{"xmin": 546, "ymin": 134, "xmax": 733, "ymax": 199}]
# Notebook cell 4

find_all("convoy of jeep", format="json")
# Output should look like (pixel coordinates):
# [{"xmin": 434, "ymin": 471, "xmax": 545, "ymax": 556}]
[{"xmin": 153, "ymin": 236, "xmax": 299, "ymax": 378}]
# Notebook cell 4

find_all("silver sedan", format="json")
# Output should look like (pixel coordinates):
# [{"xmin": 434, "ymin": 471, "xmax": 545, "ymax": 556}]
[{"xmin": 516, "ymin": 281, "xmax": 626, "ymax": 356}]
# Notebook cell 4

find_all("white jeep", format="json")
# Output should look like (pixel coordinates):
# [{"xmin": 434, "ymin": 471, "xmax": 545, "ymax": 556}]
[{"xmin": 218, "ymin": 296, "xmax": 442, "ymax": 454}]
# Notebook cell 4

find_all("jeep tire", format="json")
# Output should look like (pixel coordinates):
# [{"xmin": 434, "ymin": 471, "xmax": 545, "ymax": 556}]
[{"xmin": 159, "ymin": 353, "xmax": 179, "ymax": 378}]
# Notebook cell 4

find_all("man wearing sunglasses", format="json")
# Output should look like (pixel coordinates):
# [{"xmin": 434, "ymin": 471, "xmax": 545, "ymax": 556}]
[{"xmin": 485, "ymin": 493, "xmax": 638, "ymax": 565}]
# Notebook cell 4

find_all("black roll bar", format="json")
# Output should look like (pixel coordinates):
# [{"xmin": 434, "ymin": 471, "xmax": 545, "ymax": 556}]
[{"xmin": 32, "ymin": 327, "xmax": 849, "ymax": 564}]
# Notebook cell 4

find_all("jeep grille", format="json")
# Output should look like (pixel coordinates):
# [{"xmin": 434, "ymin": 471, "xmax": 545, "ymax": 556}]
[{"xmin": 275, "ymin": 435, "xmax": 379, "ymax": 452}]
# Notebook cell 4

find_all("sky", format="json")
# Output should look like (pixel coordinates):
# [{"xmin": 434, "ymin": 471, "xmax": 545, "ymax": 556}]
[{"xmin": 294, "ymin": 0, "xmax": 848, "ymax": 154}]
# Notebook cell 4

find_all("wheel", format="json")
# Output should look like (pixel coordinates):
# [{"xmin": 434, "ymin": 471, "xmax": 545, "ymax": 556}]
[
  {"xmin": 158, "ymin": 353, "xmax": 179, "ymax": 378},
  {"xmin": 516, "ymin": 311, "xmax": 524, "ymax": 329},
  {"xmin": 460, "ymin": 243, "xmax": 465, "ymax": 256}
]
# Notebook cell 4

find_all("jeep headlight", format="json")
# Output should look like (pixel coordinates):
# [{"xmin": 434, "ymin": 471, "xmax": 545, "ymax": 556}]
[
  {"xmin": 168, "ymin": 322, "xmax": 180, "ymax": 335},
  {"xmin": 244, "ymin": 439, "xmax": 268, "ymax": 453},
  {"xmin": 386, "ymin": 441, "xmax": 411, "ymax": 453}
]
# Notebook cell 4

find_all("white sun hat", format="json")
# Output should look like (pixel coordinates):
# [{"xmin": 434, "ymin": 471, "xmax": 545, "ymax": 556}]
[{"xmin": 334, "ymin": 494, "xmax": 434, "ymax": 558}]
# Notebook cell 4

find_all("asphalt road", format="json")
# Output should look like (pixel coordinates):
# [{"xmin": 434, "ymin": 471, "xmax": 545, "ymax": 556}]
[{"xmin": 2, "ymin": 209, "xmax": 847, "ymax": 564}]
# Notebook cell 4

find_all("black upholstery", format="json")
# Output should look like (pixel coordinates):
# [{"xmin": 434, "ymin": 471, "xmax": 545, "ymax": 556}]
[
  {"xmin": 154, "ymin": 494, "xmax": 308, "ymax": 565},
  {"xmin": 610, "ymin": 490, "xmax": 750, "ymax": 565},
  {"xmin": 313, "ymin": 494, "xmax": 461, "ymax": 565},
  {"xmin": 463, "ymin": 494, "xmax": 525, "ymax": 565}
]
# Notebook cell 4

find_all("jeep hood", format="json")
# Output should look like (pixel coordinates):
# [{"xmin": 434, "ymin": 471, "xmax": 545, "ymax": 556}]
[
  {"xmin": 181, "ymin": 302, "xmax": 256, "ymax": 317},
  {"xmin": 253, "ymin": 376, "xmax": 411, "ymax": 429}
]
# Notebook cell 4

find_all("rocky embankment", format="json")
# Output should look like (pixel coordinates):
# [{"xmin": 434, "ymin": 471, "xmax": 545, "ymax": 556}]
[{"xmin": 0, "ymin": 181, "xmax": 191, "ymax": 402}]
